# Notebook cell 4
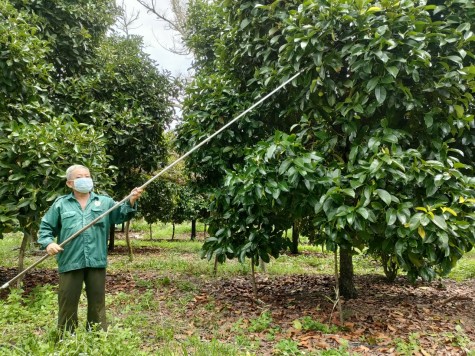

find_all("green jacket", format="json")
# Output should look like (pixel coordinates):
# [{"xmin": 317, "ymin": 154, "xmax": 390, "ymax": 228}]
[{"xmin": 38, "ymin": 192, "xmax": 137, "ymax": 273}]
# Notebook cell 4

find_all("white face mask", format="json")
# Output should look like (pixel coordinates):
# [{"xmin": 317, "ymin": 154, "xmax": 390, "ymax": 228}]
[{"xmin": 73, "ymin": 177, "xmax": 94, "ymax": 193}]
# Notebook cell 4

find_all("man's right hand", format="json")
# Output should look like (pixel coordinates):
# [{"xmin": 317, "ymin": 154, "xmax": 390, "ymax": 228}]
[{"xmin": 46, "ymin": 243, "xmax": 63, "ymax": 256}]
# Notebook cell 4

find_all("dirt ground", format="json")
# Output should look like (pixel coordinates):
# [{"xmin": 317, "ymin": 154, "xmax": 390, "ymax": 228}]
[{"xmin": 1, "ymin": 246, "xmax": 474, "ymax": 355}]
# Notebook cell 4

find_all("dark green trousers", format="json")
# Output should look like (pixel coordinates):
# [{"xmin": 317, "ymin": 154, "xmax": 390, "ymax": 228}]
[{"xmin": 58, "ymin": 268, "xmax": 107, "ymax": 333}]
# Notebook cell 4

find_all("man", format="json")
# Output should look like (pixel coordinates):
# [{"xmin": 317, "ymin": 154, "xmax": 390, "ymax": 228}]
[{"xmin": 38, "ymin": 164, "xmax": 143, "ymax": 333}]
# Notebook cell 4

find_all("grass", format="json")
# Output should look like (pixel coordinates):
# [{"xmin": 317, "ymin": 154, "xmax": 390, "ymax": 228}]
[
  {"xmin": 447, "ymin": 250, "xmax": 475, "ymax": 281},
  {"xmin": 129, "ymin": 219, "xmax": 207, "ymax": 240},
  {"xmin": 1, "ymin": 220, "xmax": 475, "ymax": 355}
]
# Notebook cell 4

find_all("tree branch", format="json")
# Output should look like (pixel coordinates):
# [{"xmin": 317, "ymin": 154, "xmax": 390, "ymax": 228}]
[{"xmin": 136, "ymin": 0, "xmax": 190, "ymax": 55}]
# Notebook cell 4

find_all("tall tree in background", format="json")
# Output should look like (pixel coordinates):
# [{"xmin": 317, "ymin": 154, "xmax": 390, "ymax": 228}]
[
  {"xmin": 53, "ymin": 34, "xmax": 177, "ymax": 198},
  {"xmin": 139, "ymin": 132, "xmax": 208, "ymax": 240},
  {"xmin": 0, "ymin": 0, "xmax": 176, "ymax": 270},
  {"xmin": 0, "ymin": 0, "xmax": 116, "ymax": 273},
  {"xmin": 178, "ymin": 0, "xmax": 475, "ymax": 298}
]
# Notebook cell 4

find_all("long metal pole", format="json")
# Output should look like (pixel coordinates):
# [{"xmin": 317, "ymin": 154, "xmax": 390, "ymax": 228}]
[{"xmin": 0, "ymin": 70, "xmax": 303, "ymax": 290}]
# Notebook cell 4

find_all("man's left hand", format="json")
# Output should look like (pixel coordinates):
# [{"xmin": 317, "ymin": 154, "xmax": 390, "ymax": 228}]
[{"xmin": 129, "ymin": 187, "xmax": 143, "ymax": 206}]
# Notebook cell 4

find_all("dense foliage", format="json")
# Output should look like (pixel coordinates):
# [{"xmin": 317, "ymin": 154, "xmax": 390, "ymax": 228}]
[
  {"xmin": 178, "ymin": 0, "xmax": 475, "ymax": 285},
  {"xmin": 0, "ymin": 1, "xmax": 113, "ymax": 239},
  {"xmin": 139, "ymin": 135, "xmax": 209, "ymax": 237},
  {"xmin": 52, "ymin": 34, "xmax": 178, "ymax": 198},
  {"xmin": 0, "ymin": 0, "xmax": 176, "ymax": 245}
]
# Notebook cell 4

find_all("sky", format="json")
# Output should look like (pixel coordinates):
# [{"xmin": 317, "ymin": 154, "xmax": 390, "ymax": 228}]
[{"xmin": 116, "ymin": 0, "xmax": 193, "ymax": 76}]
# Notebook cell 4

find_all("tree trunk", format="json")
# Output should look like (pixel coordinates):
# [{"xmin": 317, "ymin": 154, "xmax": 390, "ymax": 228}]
[
  {"xmin": 149, "ymin": 224, "xmax": 153, "ymax": 240},
  {"xmin": 172, "ymin": 223, "xmax": 175, "ymax": 240},
  {"xmin": 125, "ymin": 220, "xmax": 133, "ymax": 262},
  {"xmin": 18, "ymin": 230, "xmax": 32, "ymax": 277},
  {"xmin": 250, "ymin": 256, "xmax": 258, "ymax": 299},
  {"xmin": 203, "ymin": 223, "xmax": 207, "ymax": 238},
  {"xmin": 213, "ymin": 255, "xmax": 218, "ymax": 276},
  {"xmin": 190, "ymin": 219, "xmax": 196, "ymax": 240},
  {"xmin": 108, "ymin": 225, "xmax": 115, "ymax": 252},
  {"xmin": 339, "ymin": 246, "xmax": 357, "ymax": 299},
  {"xmin": 333, "ymin": 249, "xmax": 344, "ymax": 324},
  {"xmin": 290, "ymin": 221, "xmax": 299, "ymax": 254}
]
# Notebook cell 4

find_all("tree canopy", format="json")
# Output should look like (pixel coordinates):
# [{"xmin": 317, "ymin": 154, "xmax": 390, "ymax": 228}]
[{"xmin": 177, "ymin": 0, "xmax": 475, "ymax": 290}]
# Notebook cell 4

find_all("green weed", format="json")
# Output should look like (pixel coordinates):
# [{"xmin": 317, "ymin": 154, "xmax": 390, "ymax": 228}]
[
  {"xmin": 443, "ymin": 325, "xmax": 474, "ymax": 349},
  {"xmin": 248, "ymin": 311, "xmax": 273, "ymax": 333},
  {"xmin": 156, "ymin": 336, "xmax": 242, "ymax": 356},
  {"xmin": 319, "ymin": 346, "xmax": 352, "ymax": 356},
  {"xmin": 273, "ymin": 339, "xmax": 303, "ymax": 355},
  {"xmin": 294, "ymin": 316, "xmax": 339, "ymax": 334},
  {"xmin": 395, "ymin": 332, "xmax": 421, "ymax": 355}
]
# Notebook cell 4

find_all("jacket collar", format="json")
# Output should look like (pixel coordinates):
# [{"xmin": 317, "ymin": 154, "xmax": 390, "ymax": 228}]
[{"xmin": 66, "ymin": 191, "xmax": 99, "ymax": 201}]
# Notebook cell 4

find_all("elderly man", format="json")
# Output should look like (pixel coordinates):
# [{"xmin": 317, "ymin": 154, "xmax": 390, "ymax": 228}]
[{"xmin": 38, "ymin": 164, "xmax": 142, "ymax": 333}]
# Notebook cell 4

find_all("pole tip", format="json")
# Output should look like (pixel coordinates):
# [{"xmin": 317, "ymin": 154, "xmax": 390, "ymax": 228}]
[{"xmin": 0, "ymin": 282, "xmax": 9, "ymax": 290}]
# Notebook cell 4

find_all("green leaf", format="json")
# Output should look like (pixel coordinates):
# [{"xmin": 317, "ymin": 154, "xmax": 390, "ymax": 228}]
[
  {"xmin": 367, "ymin": 6, "xmax": 382, "ymax": 13},
  {"xmin": 438, "ymin": 233, "xmax": 449, "ymax": 254},
  {"xmin": 375, "ymin": 86, "xmax": 387, "ymax": 104},
  {"xmin": 431, "ymin": 215, "xmax": 447, "ymax": 230},
  {"xmin": 424, "ymin": 113, "xmax": 433, "ymax": 128},
  {"xmin": 346, "ymin": 212, "xmax": 355, "ymax": 225},
  {"xmin": 426, "ymin": 181, "xmax": 438, "ymax": 197},
  {"xmin": 446, "ymin": 55, "xmax": 462, "ymax": 65},
  {"xmin": 279, "ymin": 160, "xmax": 291, "ymax": 174},
  {"xmin": 341, "ymin": 188, "xmax": 355, "ymax": 198},
  {"xmin": 240, "ymin": 18, "xmax": 250, "ymax": 29},
  {"xmin": 8, "ymin": 174, "xmax": 25, "ymax": 181},
  {"xmin": 17, "ymin": 199, "xmax": 31, "ymax": 209},
  {"xmin": 260, "ymin": 251, "xmax": 270, "ymax": 263},
  {"xmin": 349, "ymin": 146, "xmax": 358, "ymax": 165},
  {"xmin": 397, "ymin": 210, "xmax": 408, "ymax": 225},
  {"xmin": 369, "ymin": 159, "xmax": 381, "ymax": 174},
  {"xmin": 419, "ymin": 267, "xmax": 435, "ymax": 281},
  {"xmin": 462, "ymin": 66, "xmax": 475, "ymax": 74},
  {"xmin": 266, "ymin": 144, "xmax": 277, "ymax": 159},
  {"xmin": 386, "ymin": 208, "xmax": 397, "ymax": 225},
  {"xmin": 386, "ymin": 66, "xmax": 399, "ymax": 78},
  {"xmin": 395, "ymin": 240, "xmax": 406, "ymax": 257},
  {"xmin": 383, "ymin": 134, "xmax": 398, "ymax": 143},
  {"xmin": 310, "ymin": 79, "xmax": 318, "ymax": 93},
  {"xmin": 376, "ymin": 189, "xmax": 391, "ymax": 205},
  {"xmin": 368, "ymin": 138, "xmax": 380, "ymax": 150},
  {"xmin": 366, "ymin": 77, "xmax": 379, "ymax": 91},
  {"xmin": 454, "ymin": 105, "xmax": 464, "ymax": 118},
  {"xmin": 418, "ymin": 225, "xmax": 426, "ymax": 239},
  {"xmin": 408, "ymin": 213, "xmax": 422, "ymax": 230},
  {"xmin": 441, "ymin": 207, "xmax": 457, "ymax": 217},
  {"xmin": 268, "ymin": 26, "xmax": 279, "ymax": 36},
  {"xmin": 357, "ymin": 207, "xmax": 369, "ymax": 219}
]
